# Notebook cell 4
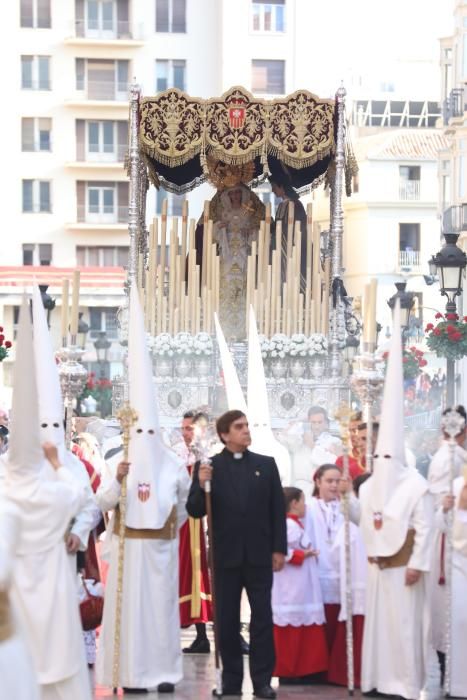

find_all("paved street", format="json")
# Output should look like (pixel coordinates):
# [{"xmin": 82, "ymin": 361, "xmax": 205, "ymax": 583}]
[{"xmin": 94, "ymin": 629, "xmax": 443, "ymax": 700}]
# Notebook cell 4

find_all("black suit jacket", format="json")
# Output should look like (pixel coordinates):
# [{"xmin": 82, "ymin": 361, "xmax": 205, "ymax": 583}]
[{"xmin": 186, "ymin": 448, "xmax": 287, "ymax": 569}]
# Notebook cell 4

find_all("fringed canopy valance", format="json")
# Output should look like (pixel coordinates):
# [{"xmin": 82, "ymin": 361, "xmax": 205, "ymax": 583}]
[{"xmin": 139, "ymin": 86, "xmax": 336, "ymax": 193}]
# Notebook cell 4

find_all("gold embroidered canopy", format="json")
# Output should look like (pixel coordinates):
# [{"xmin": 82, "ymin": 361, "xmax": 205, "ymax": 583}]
[{"xmin": 139, "ymin": 86, "xmax": 336, "ymax": 193}]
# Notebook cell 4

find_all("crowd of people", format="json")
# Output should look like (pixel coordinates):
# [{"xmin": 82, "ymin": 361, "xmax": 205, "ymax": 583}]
[{"xmin": 1, "ymin": 290, "xmax": 467, "ymax": 700}]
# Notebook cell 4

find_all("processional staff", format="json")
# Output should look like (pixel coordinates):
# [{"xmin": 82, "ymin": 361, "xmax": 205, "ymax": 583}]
[
  {"xmin": 112, "ymin": 402, "xmax": 138, "ymax": 693},
  {"xmin": 440, "ymin": 409, "xmax": 465, "ymax": 697},
  {"xmin": 335, "ymin": 404, "xmax": 354, "ymax": 696},
  {"xmin": 193, "ymin": 428, "xmax": 222, "ymax": 698}
]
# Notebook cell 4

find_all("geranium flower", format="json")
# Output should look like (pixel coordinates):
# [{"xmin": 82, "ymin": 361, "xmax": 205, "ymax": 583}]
[{"xmin": 435, "ymin": 313, "xmax": 443, "ymax": 319}]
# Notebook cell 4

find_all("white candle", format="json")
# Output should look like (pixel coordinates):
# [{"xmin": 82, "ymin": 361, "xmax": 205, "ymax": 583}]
[
  {"xmin": 70, "ymin": 270, "xmax": 80, "ymax": 337},
  {"xmin": 61, "ymin": 279, "xmax": 69, "ymax": 342}
]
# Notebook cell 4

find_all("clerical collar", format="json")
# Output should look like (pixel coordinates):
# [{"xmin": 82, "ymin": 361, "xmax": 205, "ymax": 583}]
[{"xmin": 225, "ymin": 448, "xmax": 246, "ymax": 460}]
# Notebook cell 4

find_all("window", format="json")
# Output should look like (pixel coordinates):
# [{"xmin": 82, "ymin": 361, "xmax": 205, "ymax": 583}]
[
  {"xmin": 21, "ymin": 55, "xmax": 50, "ymax": 90},
  {"xmin": 22, "ymin": 243, "xmax": 52, "ymax": 266},
  {"xmin": 463, "ymin": 35, "xmax": 467, "ymax": 78},
  {"xmin": 399, "ymin": 223, "xmax": 420, "ymax": 252},
  {"xmin": 156, "ymin": 189, "xmax": 185, "ymax": 216},
  {"xmin": 399, "ymin": 166, "xmax": 420, "ymax": 200},
  {"xmin": 251, "ymin": 59, "xmax": 285, "ymax": 95},
  {"xmin": 76, "ymin": 246, "xmax": 129, "ymax": 267},
  {"xmin": 76, "ymin": 181, "xmax": 128, "ymax": 223},
  {"xmin": 89, "ymin": 307, "xmax": 119, "ymax": 339},
  {"xmin": 75, "ymin": 58, "xmax": 129, "ymax": 100},
  {"xmin": 76, "ymin": 0, "xmax": 130, "ymax": 38},
  {"xmin": 22, "ymin": 180, "xmax": 51, "ymax": 212},
  {"xmin": 252, "ymin": 1, "xmax": 285, "ymax": 32},
  {"xmin": 20, "ymin": 0, "xmax": 51, "ymax": 28},
  {"xmin": 76, "ymin": 119, "xmax": 127, "ymax": 161},
  {"xmin": 21, "ymin": 117, "xmax": 52, "ymax": 152},
  {"xmin": 156, "ymin": 0, "xmax": 186, "ymax": 32},
  {"xmin": 156, "ymin": 59, "xmax": 186, "ymax": 92}
]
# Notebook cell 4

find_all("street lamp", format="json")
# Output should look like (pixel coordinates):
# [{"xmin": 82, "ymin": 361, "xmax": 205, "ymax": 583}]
[
  {"xmin": 428, "ymin": 233, "xmax": 467, "ymax": 314},
  {"xmin": 39, "ymin": 285, "xmax": 56, "ymax": 328},
  {"xmin": 93, "ymin": 331, "xmax": 111, "ymax": 378},
  {"xmin": 387, "ymin": 281, "xmax": 415, "ymax": 344},
  {"xmin": 428, "ymin": 232, "xmax": 467, "ymax": 405},
  {"xmin": 77, "ymin": 313, "xmax": 89, "ymax": 349},
  {"xmin": 343, "ymin": 335, "xmax": 359, "ymax": 373}
]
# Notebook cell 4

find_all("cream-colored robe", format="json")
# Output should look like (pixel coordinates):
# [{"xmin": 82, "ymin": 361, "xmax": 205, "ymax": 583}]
[
  {"xmin": 433, "ymin": 476, "xmax": 467, "ymax": 697},
  {"xmin": 0, "ymin": 496, "xmax": 40, "ymax": 700},
  {"xmin": 96, "ymin": 462, "xmax": 190, "ymax": 690},
  {"xmin": 6, "ymin": 467, "xmax": 92, "ymax": 700},
  {"xmin": 359, "ymin": 490, "xmax": 433, "ymax": 700}
]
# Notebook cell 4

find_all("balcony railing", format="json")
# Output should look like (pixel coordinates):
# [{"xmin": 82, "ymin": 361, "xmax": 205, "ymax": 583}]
[
  {"xmin": 399, "ymin": 250, "xmax": 421, "ymax": 269},
  {"xmin": 77, "ymin": 205, "xmax": 128, "ymax": 224},
  {"xmin": 75, "ymin": 19, "xmax": 133, "ymax": 39},
  {"xmin": 83, "ymin": 144, "xmax": 127, "ymax": 163},
  {"xmin": 442, "ymin": 87, "xmax": 466, "ymax": 125},
  {"xmin": 442, "ymin": 204, "xmax": 467, "ymax": 233},
  {"xmin": 75, "ymin": 80, "xmax": 128, "ymax": 101},
  {"xmin": 399, "ymin": 180, "xmax": 420, "ymax": 201}
]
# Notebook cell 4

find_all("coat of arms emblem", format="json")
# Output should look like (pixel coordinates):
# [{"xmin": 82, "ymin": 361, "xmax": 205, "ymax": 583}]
[
  {"xmin": 373, "ymin": 511, "xmax": 383, "ymax": 530},
  {"xmin": 138, "ymin": 482, "xmax": 151, "ymax": 502}
]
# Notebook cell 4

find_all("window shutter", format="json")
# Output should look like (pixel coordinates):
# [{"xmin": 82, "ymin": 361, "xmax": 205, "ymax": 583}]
[
  {"xmin": 172, "ymin": 0, "xmax": 186, "ymax": 32},
  {"xmin": 77, "ymin": 181, "xmax": 85, "ymax": 222},
  {"xmin": 117, "ymin": 0, "xmax": 129, "ymax": 36},
  {"xmin": 75, "ymin": 0, "xmax": 85, "ymax": 36},
  {"xmin": 39, "ymin": 243, "xmax": 52, "ymax": 265},
  {"xmin": 76, "ymin": 119, "xmax": 85, "ymax": 160},
  {"xmin": 156, "ymin": 0, "xmax": 169, "ymax": 31},
  {"xmin": 20, "ymin": 0, "xmax": 33, "ymax": 27},
  {"xmin": 117, "ymin": 182, "xmax": 129, "ymax": 222},
  {"xmin": 117, "ymin": 121, "xmax": 128, "ymax": 160},
  {"xmin": 37, "ymin": 0, "xmax": 51, "ymax": 28},
  {"xmin": 22, "ymin": 118, "xmax": 35, "ymax": 151}
]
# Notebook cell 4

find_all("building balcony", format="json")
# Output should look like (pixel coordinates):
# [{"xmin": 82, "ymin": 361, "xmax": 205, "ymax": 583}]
[
  {"xmin": 442, "ymin": 204, "xmax": 467, "ymax": 233},
  {"xmin": 64, "ymin": 20, "xmax": 145, "ymax": 46},
  {"xmin": 398, "ymin": 250, "xmax": 421, "ymax": 271},
  {"xmin": 442, "ymin": 87, "xmax": 466, "ymax": 125},
  {"xmin": 66, "ymin": 146, "xmax": 127, "ymax": 170},
  {"xmin": 399, "ymin": 180, "xmax": 420, "ymax": 201},
  {"xmin": 77, "ymin": 205, "xmax": 128, "ymax": 224}
]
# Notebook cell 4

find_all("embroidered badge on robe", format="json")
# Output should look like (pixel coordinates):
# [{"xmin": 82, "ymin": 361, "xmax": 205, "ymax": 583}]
[
  {"xmin": 373, "ymin": 511, "xmax": 383, "ymax": 530},
  {"xmin": 138, "ymin": 482, "xmax": 151, "ymax": 502}
]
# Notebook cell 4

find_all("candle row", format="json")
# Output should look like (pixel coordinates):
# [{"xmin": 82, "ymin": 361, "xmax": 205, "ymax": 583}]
[{"xmin": 60, "ymin": 270, "xmax": 80, "ymax": 344}]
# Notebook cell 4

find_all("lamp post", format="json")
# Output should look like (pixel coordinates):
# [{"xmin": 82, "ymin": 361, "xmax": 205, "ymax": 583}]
[
  {"xmin": 387, "ymin": 281, "xmax": 415, "ymax": 347},
  {"xmin": 93, "ymin": 331, "xmax": 111, "ymax": 379},
  {"xmin": 428, "ymin": 232, "xmax": 467, "ymax": 405},
  {"xmin": 39, "ymin": 285, "xmax": 56, "ymax": 328},
  {"xmin": 77, "ymin": 313, "xmax": 89, "ymax": 349}
]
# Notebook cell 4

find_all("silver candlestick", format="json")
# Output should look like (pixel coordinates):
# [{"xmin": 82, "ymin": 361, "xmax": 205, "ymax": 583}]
[
  {"xmin": 56, "ymin": 340, "xmax": 88, "ymax": 446},
  {"xmin": 350, "ymin": 343, "xmax": 384, "ymax": 472}
]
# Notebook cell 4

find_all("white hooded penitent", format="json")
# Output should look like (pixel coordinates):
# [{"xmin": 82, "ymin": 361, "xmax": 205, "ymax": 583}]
[
  {"xmin": 6, "ymin": 294, "xmax": 45, "ymax": 486},
  {"xmin": 359, "ymin": 300, "xmax": 427, "ymax": 556},
  {"xmin": 247, "ymin": 307, "xmax": 291, "ymax": 484},
  {"xmin": 214, "ymin": 312, "xmax": 247, "ymax": 414},
  {"xmin": 31, "ymin": 284, "xmax": 67, "ymax": 463},
  {"xmin": 125, "ymin": 282, "xmax": 183, "ymax": 529}
]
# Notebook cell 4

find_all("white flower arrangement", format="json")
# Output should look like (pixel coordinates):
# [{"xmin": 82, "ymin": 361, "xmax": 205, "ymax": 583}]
[
  {"xmin": 153, "ymin": 333, "xmax": 175, "ymax": 357},
  {"xmin": 173, "ymin": 332, "xmax": 194, "ymax": 355},
  {"xmin": 193, "ymin": 332, "xmax": 214, "ymax": 356},
  {"xmin": 268, "ymin": 333, "xmax": 291, "ymax": 359},
  {"xmin": 289, "ymin": 333, "xmax": 308, "ymax": 357},
  {"xmin": 259, "ymin": 334, "xmax": 271, "ymax": 359},
  {"xmin": 307, "ymin": 333, "xmax": 328, "ymax": 356}
]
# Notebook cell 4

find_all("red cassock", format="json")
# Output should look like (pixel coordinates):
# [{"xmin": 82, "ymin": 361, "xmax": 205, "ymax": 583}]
[
  {"xmin": 179, "ymin": 464, "xmax": 212, "ymax": 626},
  {"xmin": 324, "ymin": 604, "xmax": 364, "ymax": 687},
  {"xmin": 335, "ymin": 454, "xmax": 366, "ymax": 481},
  {"xmin": 72, "ymin": 444, "xmax": 103, "ymax": 583}
]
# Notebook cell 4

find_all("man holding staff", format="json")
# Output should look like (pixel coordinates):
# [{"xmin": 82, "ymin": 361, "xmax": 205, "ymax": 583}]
[{"xmin": 187, "ymin": 409, "xmax": 287, "ymax": 699}]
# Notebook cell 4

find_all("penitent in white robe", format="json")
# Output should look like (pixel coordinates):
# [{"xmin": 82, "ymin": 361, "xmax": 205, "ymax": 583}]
[
  {"xmin": 360, "ymin": 491, "xmax": 433, "ymax": 700},
  {"xmin": 6, "ymin": 467, "xmax": 92, "ymax": 700},
  {"xmin": 0, "ymin": 496, "xmax": 40, "ymax": 700},
  {"xmin": 96, "ymin": 464, "xmax": 190, "ymax": 690},
  {"xmin": 433, "ymin": 476, "xmax": 467, "ymax": 697}
]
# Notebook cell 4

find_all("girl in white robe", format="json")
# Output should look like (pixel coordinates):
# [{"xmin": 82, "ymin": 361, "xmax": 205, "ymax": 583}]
[
  {"xmin": 304, "ymin": 464, "xmax": 367, "ymax": 687},
  {"xmin": 0, "ymin": 495, "xmax": 40, "ymax": 700},
  {"xmin": 434, "ymin": 475, "xmax": 467, "ymax": 697},
  {"xmin": 272, "ymin": 487, "xmax": 328, "ymax": 682}
]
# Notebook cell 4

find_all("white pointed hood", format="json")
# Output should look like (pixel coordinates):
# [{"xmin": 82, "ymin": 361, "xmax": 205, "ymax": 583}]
[
  {"xmin": 32, "ymin": 284, "xmax": 67, "ymax": 462},
  {"xmin": 247, "ymin": 307, "xmax": 291, "ymax": 484},
  {"xmin": 6, "ymin": 295, "xmax": 45, "ymax": 485},
  {"xmin": 125, "ymin": 282, "xmax": 182, "ymax": 529},
  {"xmin": 214, "ymin": 312, "xmax": 247, "ymax": 413},
  {"xmin": 359, "ymin": 300, "xmax": 427, "ymax": 557}
]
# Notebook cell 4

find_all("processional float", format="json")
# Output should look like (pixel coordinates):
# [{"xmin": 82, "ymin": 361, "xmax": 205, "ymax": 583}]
[{"xmin": 112, "ymin": 83, "xmax": 377, "ymax": 427}]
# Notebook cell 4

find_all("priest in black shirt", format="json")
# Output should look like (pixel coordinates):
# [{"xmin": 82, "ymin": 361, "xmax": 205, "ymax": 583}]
[{"xmin": 186, "ymin": 410, "xmax": 287, "ymax": 699}]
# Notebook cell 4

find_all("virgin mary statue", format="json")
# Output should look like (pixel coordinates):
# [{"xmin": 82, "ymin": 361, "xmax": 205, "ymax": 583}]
[{"xmin": 195, "ymin": 179, "xmax": 265, "ymax": 340}]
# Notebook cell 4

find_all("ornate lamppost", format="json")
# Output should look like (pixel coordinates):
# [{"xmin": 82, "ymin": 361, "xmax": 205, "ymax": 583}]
[
  {"xmin": 39, "ymin": 285, "xmax": 56, "ymax": 328},
  {"xmin": 387, "ymin": 281, "xmax": 415, "ymax": 348},
  {"xmin": 428, "ymin": 232, "xmax": 467, "ymax": 405}
]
